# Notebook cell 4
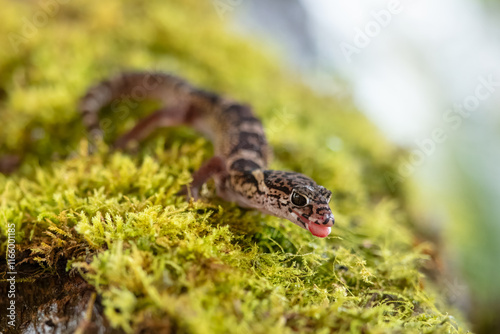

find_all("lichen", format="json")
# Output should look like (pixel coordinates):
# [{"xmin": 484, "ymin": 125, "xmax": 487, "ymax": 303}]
[{"xmin": 0, "ymin": 0, "xmax": 469, "ymax": 333}]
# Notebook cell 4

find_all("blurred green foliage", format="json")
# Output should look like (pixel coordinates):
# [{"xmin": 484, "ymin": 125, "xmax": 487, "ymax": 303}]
[{"xmin": 0, "ymin": 0, "xmax": 470, "ymax": 332}]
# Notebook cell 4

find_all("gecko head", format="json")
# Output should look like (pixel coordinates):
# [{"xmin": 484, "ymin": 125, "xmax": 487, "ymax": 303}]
[{"xmin": 263, "ymin": 170, "xmax": 334, "ymax": 238}]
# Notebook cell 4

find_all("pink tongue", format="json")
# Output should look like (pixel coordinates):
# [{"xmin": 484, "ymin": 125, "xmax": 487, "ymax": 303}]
[{"xmin": 307, "ymin": 223, "xmax": 331, "ymax": 238}]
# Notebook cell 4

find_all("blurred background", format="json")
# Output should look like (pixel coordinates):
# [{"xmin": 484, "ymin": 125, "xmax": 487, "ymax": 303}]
[{"xmin": 228, "ymin": 0, "xmax": 500, "ymax": 332}]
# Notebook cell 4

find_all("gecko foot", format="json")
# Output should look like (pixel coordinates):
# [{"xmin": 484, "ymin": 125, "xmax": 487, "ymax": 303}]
[{"xmin": 177, "ymin": 184, "xmax": 200, "ymax": 201}]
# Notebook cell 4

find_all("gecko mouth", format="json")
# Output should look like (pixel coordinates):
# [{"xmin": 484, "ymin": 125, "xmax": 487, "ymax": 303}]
[{"xmin": 292, "ymin": 210, "xmax": 332, "ymax": 238}]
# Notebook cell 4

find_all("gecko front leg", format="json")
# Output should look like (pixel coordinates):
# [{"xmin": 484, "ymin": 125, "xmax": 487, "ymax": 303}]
[{"xmin": 181, "ymin": 155, "xmax": 228, "ymax": 200}]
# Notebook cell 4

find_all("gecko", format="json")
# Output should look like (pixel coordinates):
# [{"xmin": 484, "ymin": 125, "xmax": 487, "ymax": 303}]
[{"xmin": 79, "ymin": 72, "xmax": 335, "ymax": 238}]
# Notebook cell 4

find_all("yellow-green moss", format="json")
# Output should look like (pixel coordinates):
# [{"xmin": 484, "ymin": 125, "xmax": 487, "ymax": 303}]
[{"xmin": 0, "ymin": 0, "xmax": 469, "ymax": 333}]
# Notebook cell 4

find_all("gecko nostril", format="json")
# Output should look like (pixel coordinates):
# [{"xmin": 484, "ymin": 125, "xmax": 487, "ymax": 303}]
[{"xmin": 322, "ymin": 214, "xmax": 335, "ymax": 226}]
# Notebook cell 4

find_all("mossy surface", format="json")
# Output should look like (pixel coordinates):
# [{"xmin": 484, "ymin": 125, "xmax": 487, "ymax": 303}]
[{"xmin": 0, "ymin": 0, "xmax": 469, "ymax": 333}]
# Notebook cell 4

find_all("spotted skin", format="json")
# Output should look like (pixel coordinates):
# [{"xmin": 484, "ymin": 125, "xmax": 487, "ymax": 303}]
[{"xmin": 78, "ymin": 72, "xmax": 335, "ymax": 237}]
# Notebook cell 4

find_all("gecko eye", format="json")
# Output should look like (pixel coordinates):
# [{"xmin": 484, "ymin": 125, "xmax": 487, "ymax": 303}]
[{"xmin": 291, "ymin": 191, "xmax": 308, "ymax": 207}]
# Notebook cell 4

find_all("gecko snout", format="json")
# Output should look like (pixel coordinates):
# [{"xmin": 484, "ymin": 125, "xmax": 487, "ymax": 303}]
[{"xmin": 320, "ymin": 212, "xmax": 335, "ymax": 226}]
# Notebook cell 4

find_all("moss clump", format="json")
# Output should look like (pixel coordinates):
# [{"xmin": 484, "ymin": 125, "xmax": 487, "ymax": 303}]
[{"xmin": 1, "ymin": 0, "xmax": 469, "ymax": 333}]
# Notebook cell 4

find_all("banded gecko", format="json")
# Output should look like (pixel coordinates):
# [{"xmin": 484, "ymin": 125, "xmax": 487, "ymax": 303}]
[{"xmin": 79, "ymin": 72, "xmax": 335, "ymax": 238}]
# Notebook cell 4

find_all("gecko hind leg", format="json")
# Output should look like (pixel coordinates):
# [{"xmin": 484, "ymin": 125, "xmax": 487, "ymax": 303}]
[
  {"xmin": 113, "ymin": 105, "xmax": 187, "ymax": 151},
  {"xmin": 114, "ymin": 104, "xmax": 226, "ymax": 201}
]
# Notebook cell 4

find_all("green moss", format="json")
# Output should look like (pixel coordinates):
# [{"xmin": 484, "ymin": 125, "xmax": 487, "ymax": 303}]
[{"xmin": 0, "ymin": 0, "xmax": 469, "ymax": 333}]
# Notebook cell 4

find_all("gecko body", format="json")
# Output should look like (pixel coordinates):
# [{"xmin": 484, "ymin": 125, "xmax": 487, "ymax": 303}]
[{"xmin": 79, "ymin": 72, "xmax": 334, "ymax": 237}]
